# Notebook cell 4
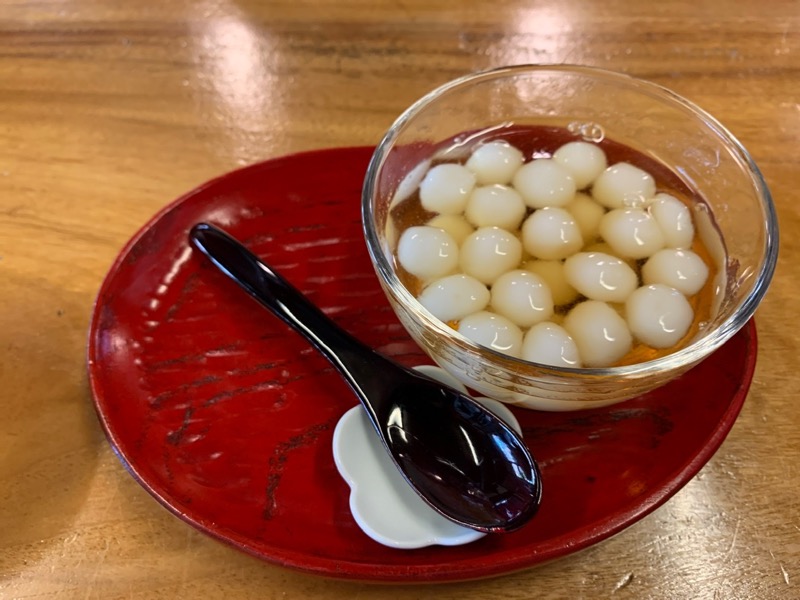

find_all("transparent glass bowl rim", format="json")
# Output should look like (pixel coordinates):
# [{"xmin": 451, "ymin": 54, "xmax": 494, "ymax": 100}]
[{"xmin": 362, "ymin": 64, "xmax": 779, "ymax": 378}]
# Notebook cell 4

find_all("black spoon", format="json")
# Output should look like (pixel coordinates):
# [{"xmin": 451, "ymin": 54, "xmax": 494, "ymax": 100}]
[{"xmin": 189, "ymin": 222, "xmax": 542, "ymax": 533}]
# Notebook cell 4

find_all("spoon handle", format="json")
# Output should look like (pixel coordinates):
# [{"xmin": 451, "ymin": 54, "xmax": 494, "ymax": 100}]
[
  {"xmin": 190, "ymin": 222, "xmax": 542, "ymax": 534},
  {"xmin": 189, "ymin": 222, "xmax": 388, "ymax": 397}
]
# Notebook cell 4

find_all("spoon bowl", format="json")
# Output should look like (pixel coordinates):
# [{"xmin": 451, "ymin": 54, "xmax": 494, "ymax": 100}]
[{"xmin": 189, "ymin": 222, "xmax": 541, "ymax": 533}]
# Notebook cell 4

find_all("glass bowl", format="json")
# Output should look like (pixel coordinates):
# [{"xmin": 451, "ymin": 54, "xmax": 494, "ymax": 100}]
[{"xmin": 361, "ymin": 65, "xmax": 778, "ymax": 411}]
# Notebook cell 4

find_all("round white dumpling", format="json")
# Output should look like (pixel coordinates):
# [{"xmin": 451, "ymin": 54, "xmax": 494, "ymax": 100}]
[
  {"xmin": 592, "ymin": 162, "xmax": 656, "ymax": 209},
  {"xmin": 465, "ymin": 140, "xmax": 524, "ymax": 185},
  {"xmin": 521, "ymin": 207, "xmax": 584, "ymax": 260},
  {"xmin": 397, "ymin": 226, "xmax": 458, "ymax": 280},
  {"xmin": 564, "ymin": 252, "xmax": 638, "ymax": 303},
  {"xmin": 642, "ymin": 248, "xmax": 709, "ymax": 296},
  {"xmin": 459, "ymin": 226, "xmax": 523, "ymax": 285},
  {"xmin": 426, "ymin": 213, "xmax": 475, "ymax": 244},
  {"xmin": 626, "ymin": 284, "xmax": 694, "ymax": 348},
  {"xmin": 649, "ymin": 193, "xmax": 695, "ymax": 248},
  {"xmin": 419, "ymin": 163, "xmax": 476, "ymax": 214},
  {"xmin": 566, "ymin": 192, "xmax": 606, "ymax": 242},
  {"xmin": 458, "ymin": 311, "xmax": 523, "ymax": 358},
  {"xmin": 553, "ymin": 141, "xmax": 608, "ymax": 189},
  {"xmin": 522, "ymin": 259, "xmax": 580, "ymax": 306},
  {"xmin": 512, "ymin": 158, "xmax": 577, "ymax": 208},
  {"xmin": 600, "ymin": 207, "xmax": 665, "ymax": 259},
  {"xmin": 418, "ymin": 274, "xmax": 490, "ymax": 322},
  {"xmin": 490, "ymin": 270, "xmax": 554, "ymax": 328},
  {"xmin": 563, "ymin": 300, "xmax": 633, "ymax": 367},
  {"xmin": 522, "ymin": 322, "xmax": 582, "ymax": 368},
  {"xmin": 465, "ymin": 184, "xmax": 526, "ymax": 230}
]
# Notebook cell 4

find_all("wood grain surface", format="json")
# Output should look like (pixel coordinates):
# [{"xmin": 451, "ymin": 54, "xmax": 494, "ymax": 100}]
[{"xmin": 1, "ymin": 1, "xmax": 798, "ymax": 598}]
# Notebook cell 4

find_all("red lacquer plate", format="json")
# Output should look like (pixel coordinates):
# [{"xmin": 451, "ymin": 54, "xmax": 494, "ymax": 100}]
[{"xmin": 87, "ymin": 146, "xmax": 757, "ymax": 583}]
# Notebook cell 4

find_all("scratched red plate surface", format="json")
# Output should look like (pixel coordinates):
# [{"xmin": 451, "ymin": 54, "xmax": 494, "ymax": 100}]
[{"xmin": 87, "ymin": 146, "xmax": 757, "ymax": 583}]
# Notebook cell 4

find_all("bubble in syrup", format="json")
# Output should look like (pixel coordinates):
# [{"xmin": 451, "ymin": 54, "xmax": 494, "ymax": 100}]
[{"xmin": 567, "ymin": 121, "xmax": 606, "ymax": 143}]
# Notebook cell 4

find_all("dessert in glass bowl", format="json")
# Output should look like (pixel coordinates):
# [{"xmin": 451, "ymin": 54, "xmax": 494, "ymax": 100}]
[{"xmin": 362, "ymin": 65, "xmax": 778, "ymax": 410}]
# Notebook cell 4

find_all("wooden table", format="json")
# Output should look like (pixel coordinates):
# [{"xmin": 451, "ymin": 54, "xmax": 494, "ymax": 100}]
[{"xmin": 2, "ymin": 1, "xmax": 798, "ymax": 597}]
